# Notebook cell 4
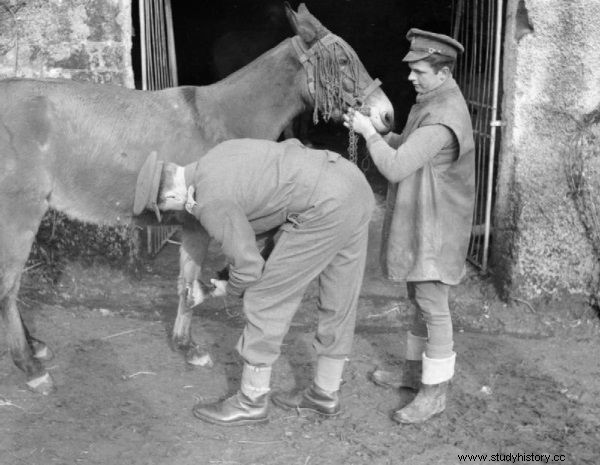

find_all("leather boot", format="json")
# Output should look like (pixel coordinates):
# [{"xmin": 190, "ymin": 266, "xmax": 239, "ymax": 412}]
[
  {"xmin": 392, "ymin": 382, "xmax": 448, "ymax": 424},
  {"xmin": 371, "ymin": 331, "xmax": 426, "ymax": 390},
  {"xmin": 392, "ymin": 352, "xmax": 455, "ymax": 424},
  {"xmin": 192, "ymin": 391, "xmax": 269, "ymax": 426},
  {"xmin": 272, "ymin": 383, "xmax": 341, "ymax": 416},
  {"xmin": 371, "ymin": 360, "xmax": 422, "ymax": 391}
]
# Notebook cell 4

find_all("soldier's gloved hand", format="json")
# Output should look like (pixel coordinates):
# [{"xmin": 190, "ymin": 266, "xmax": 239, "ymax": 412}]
[{"xmin": 209, "ymin": 279, "xmax": 228, "ymax": 298}]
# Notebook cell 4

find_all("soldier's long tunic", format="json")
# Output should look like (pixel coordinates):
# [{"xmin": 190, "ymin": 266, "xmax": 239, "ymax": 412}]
[
  {"xmin": 368, "ymin": 78, "xmax": 475, "ymax": 284},
  {"xmin": 184, "ymin": 138, "xmax": 374, "ymax": 365}
]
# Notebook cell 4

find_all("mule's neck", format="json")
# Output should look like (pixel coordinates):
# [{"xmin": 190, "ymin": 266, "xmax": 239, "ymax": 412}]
[{"xmin": 204, "ymin": 39, "xmax": 308, "ymax": 141}]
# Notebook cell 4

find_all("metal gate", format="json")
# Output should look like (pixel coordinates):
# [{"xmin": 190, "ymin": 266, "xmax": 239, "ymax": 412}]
[
  {"xmin": 452, "ymin": 0, "xmax": 505, "ymax": 271},
  {"xmin": 138, "ymin": 0, "xmax": 180, "ymax": 255}
]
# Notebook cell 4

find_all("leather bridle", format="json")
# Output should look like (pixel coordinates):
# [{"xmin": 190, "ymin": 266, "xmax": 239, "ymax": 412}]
[{"xmin": 291, "ymin": 33, "xmax": 382, "ymax": 114}]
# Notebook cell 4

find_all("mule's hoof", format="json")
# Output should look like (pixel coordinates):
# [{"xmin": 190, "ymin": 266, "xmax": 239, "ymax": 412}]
[
  {"xmin": 186, "ymin": 348, "xmax": 214, "ymax": 367},
  {"xmin": 33, "ymin": 343, "xmax": 54, "ymax": 362},
  {"xmin": 26, "ymin": 372, "xmax": 55, "ymax": 395}
]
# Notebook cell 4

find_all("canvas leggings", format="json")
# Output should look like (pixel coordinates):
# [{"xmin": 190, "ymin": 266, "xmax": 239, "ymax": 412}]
[
  {"xmin": 236, "ymin": 158, "xmax": 374, "ymax": 366},
  {"xmin": 407, "ymin": 281, "xmax": 454, "ymax": 359}
]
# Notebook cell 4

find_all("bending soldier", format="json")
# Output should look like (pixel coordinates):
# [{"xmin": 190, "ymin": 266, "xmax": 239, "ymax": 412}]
[{"xmin": 139, "ymin": 138, "xmax": 374, "ymax": 426}]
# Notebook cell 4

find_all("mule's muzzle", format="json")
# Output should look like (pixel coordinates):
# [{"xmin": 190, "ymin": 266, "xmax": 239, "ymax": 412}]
[{"xmin": 380, "ymin": 109, "xmax": 394, "ymax": 132}]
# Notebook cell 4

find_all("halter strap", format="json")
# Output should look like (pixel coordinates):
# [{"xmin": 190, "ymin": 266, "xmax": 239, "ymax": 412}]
[
  {"xmin": 361, "ymin": 78, "xmax": 382, "ymax": 100},
  {"xmin": 291, "ymin": 35, "xmax": 316, "ymax": 96}
]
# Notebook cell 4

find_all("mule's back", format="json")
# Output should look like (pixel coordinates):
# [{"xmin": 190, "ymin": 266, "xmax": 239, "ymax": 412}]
[{"xmin": 0, "ymin": 78, "xmax": 226, "ymax": 224}]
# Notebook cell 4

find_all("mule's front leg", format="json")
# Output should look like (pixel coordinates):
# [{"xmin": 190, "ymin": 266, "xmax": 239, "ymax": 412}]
[{"xmin": 172, "ymin": 224, "xmax": 214, "ymax": 367}]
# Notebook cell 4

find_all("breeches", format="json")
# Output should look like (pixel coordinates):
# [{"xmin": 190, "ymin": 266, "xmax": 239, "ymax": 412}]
[
  {"xmin": 407, "ymin": 281, "xmax": 454, "ymax": 359},
  {"xmin": 236, "ymin": 159, "xmax": 374, "ymax": 366}
]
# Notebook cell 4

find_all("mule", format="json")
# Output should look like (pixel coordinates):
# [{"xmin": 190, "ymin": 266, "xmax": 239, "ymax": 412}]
[{"xmin": 0, "ymin": 3, "xmax": 394, "ymax": 394}]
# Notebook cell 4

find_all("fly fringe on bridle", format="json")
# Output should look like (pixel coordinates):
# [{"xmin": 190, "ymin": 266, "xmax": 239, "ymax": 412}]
[{"xmin": 292, "ymin": 34, "xmax": 380, "ymax": 167}]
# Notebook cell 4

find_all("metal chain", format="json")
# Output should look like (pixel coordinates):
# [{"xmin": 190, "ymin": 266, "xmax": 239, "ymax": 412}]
[
  {"xmin": 347, "ymin": 105, "xmax": 371, "ymax": 169},
  {"xmin": 348, "ymin": 126, "xmax": 358, "ymax": 164}
]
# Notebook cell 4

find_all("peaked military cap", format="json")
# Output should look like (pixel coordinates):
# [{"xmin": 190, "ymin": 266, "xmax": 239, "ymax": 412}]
[{"xmin": 403, "ymin": 28, "xmax": 464, "ymax": 62}]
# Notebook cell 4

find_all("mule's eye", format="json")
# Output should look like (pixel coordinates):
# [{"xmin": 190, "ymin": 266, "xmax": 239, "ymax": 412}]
[{"xmin": 338, "ymin": 56, "xmax": 349, "ymax": 66}]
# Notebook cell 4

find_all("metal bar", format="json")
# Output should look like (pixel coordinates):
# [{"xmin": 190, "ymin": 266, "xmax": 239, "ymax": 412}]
[
  {"xmin": 146, "ymin": 226, "xmax": 152, "ymax": 255},
  {"xmin": 164, "ymin": 0, "xmax": 178, "ymax": 86},
  {"xmin": 481, "ymin": 0, "xmax": 504, "ymax": 270},
  {"xmin": 160, "ymin": 0, "xmax": 171, "ymax": 87},
  {"xmin": 161, "ymin": 0, "xmax": 170, "ymax": 87},
  {"xmin": 146, "ymin": 0, "xmax": 154, "ymax": 89},
  {"xmin": 452, "ymin": 0, "xmax": 465, "ymax": 39},
  {"xmin": 145, "ymin": 0, "xmax": 152, "ymax": 89},
  {"xmin": 475, "ymin": 0, "xmax": 488, "ymax": 251},
  {"xmin": 156, "ymin": 0, "xmax": 168, "ymax": 88},
  {"xmin": 154, "ymin": 0, "xmax": 163, "ymax": 88},
  {"xmin": 139, "ymin": 0, "xmax": 147, "ymax": 90},
  {"xmin": 154, "ymin": 0, "xmax": 162, "ymax": 89},
  {"xmin": 149, "ymin": 0, "xmax": 158, "ymax": 89}
]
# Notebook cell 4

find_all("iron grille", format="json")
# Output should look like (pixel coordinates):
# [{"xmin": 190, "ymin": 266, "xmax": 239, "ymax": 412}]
[{"xmin": 452, "ymin": 0, "xmax": 505, "ymax": 270}]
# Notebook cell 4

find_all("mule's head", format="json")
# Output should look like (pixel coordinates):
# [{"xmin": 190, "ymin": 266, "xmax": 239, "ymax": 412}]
[{"xmin": 285, "ymin": 3, "xmax": 394, "ymax": 134}]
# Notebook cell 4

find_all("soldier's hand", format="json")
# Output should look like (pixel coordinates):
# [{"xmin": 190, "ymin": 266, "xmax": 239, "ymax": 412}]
[
  {"xmin": 209, "ymin": 279, "xmax": 228, "ymax": 298},
  {"xmin": 185, "ymin": 280, "xmax": 205, "ymax": 308},
  {"xmin": 343, "ymin": 108, "xmax": 376, "ymax": 138}
]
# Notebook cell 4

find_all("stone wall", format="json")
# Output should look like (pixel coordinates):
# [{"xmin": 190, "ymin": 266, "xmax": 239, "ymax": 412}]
[
  {"xmin": 0, "ymin": 0, "xmax": 136, "ymax": 272},
  {"xmin": 0, "ymin": 0, "xmax": 133, "ymax": 86},
  {"xmin": 492, "ymin": 0, "xmax": 600, "ymax": 301}
]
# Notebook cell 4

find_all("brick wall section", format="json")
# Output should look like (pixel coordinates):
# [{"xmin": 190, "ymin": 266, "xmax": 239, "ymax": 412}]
[{"xmin": 492, "ymin": 0, "xmax": 600, "ymax": 301}]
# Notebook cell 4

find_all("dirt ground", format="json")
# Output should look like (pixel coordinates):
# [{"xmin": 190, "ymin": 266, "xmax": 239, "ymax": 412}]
[{"xmin": 2, "ymin": 195, "xmax": 600, "ymax": 465}]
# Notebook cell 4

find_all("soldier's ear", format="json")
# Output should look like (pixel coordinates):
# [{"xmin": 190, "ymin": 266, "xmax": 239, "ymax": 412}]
[{"xmin": 438, "ymin": 66, "xmax": 451, "ymax": 82}]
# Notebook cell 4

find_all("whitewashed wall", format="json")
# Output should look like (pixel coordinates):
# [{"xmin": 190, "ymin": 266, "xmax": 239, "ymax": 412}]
[{"xmin": 493, "ymin": 0, "xmax": 600, "ymax": 301}]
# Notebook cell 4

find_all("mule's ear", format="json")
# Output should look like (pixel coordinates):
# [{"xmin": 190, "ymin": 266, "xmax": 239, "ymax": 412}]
[
  {"xmin": 286, "ymin": 2, "xmax": 325, "ymax": 45},
  {"xmin": 297, "ymin": 3, "xmax": 310, "ymax": 15},
  {"xmin": 285, "ymin": 3, "xmax": 296, "ymax": 26},
  {"xmin": 284, "ymin": 2, "xmax": 302, "ymax": 36}
]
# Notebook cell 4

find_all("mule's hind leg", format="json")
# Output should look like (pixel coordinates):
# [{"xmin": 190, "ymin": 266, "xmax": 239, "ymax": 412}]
[
  {"xmin": 22, "ymin": 315, "xmax": 54, "ymax": 361},
  {"xmin": 1, "ymin": 228, "xmax": 55, "ymax": 394},
  {"xmin": 172, "ymin": 221, "xmax": 213, "ymax": 366}
]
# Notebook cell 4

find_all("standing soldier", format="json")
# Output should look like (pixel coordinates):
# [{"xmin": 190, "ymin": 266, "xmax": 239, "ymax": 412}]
[{"xmin": 344, "ymin": 29, "xmax": 475, "ymax": 424}]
